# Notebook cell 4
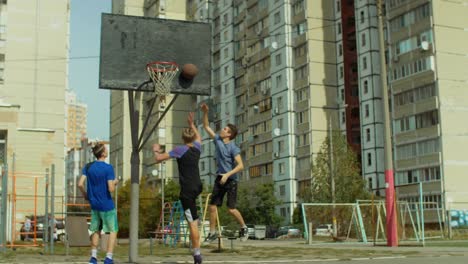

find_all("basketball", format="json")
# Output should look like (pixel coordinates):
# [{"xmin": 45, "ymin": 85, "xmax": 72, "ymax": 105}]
[{"xmin": 181, "ymin": 64, "xmax": 199, "ymax": 80}]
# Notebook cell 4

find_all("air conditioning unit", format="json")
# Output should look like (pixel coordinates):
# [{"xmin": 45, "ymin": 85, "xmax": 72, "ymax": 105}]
[{"xmin": 274, "ymin": 152, "xmax": 280, "ymax": 158}]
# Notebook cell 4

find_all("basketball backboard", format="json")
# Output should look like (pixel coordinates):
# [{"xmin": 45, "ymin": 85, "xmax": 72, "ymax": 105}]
[{"xmin": 99, "ymin": 13, "xmax": 211, "ymax": 95}]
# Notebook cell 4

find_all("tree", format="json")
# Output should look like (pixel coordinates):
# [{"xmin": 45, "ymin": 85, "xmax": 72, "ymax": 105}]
[
  {"xmin": 117, "ymin": 176, "xmax": 160, "ymax": 238},
  {"xmin": 300, "ymin": 131, "xmax": 370, "ymax": 203}
]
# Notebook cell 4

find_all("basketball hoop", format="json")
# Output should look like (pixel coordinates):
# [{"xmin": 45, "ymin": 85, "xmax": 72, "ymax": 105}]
[{"xmin": 146, "ymin": 61, "xmax": 179, "ymax": 98}]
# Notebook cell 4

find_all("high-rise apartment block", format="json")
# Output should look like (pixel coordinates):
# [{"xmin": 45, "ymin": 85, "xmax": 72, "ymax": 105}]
[
  {"xmin": 65, "ymin": 90, "xmax": 87, "ymax": 150},
  {"xmin": 0, "ymin": 0, "xmax": 70, "ymax": 238}
]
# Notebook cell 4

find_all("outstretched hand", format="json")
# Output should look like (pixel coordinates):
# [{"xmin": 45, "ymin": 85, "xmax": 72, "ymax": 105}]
[
  {"xmin": 200, "ymin": 103, "xmax": 209, "ymax": 113},
  {"xmin": 152, "ymin": 143, "xmax": 162, "ymax": 153},
  {"xmin": 187, "ymin": 112, "xmax": 195, "ymax": 126}
]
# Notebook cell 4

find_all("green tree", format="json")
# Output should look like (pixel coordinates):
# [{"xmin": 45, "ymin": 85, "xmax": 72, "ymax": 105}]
[
  {"xmin": 117, "ymin": 176, "xmax": 160, "ymax": 238},
  {"xmin": 300, "ymin": 131, "xmax": 370, "ymax": 203}
]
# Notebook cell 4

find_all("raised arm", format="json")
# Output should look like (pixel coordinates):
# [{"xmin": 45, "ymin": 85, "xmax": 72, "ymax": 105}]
[
  {"xmin": 188, "ymin": 112, "xmax": 201, "ymax": 143},
  {"xmin": 200, "ymin": 103, "xmax": 216, "ymax": 139}
]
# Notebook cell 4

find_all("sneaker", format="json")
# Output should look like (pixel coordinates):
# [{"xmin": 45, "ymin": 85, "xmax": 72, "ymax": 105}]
[
  {"xmin": 103, "ymin": 257, "xmax": 113, "ymax": 264},
  {"xmin": 202, "ymin": 232, "xmax": 218, "ymax": 245},
  {"xmin": 88, "ymin": 257, "xmax": 98, "ymax": 264},
  {"xmin": 193, "ymin": 254, "xmax": 203, "ymax": 264},
  {"xmin": 239, "ymin": 227, "xmax": 248, "ymax": 242}
]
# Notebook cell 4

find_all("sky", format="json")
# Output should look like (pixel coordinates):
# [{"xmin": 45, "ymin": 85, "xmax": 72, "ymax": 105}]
[{"xmin": 68, "ymin": 0, "xmax": 111, "ymax": 140}]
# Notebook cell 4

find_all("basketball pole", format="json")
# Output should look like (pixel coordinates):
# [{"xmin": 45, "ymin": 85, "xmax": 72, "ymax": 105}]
[
  {"xmin": 377, "ymin": 0, "xmax": 398, "ymax": 247},
  {"xmin": 127, "ymin": 80, "xmax": 179, "ymax": 262}
]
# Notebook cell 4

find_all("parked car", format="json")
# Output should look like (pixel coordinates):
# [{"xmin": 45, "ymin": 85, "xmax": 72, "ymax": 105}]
[
  {"xmin": 246, "ymin": 224, "xmax": 255, "ymax": 239},
  {"xmin": 20, "ymin": 216, "xmax": 65, "ymax": 242},
  {"xmin": 276, "ymin": 226, "xmax": 301, "ymax": 238},
  {"xmin": 315, "ymin": 224, "xmax": 332, "ymax": 236}
]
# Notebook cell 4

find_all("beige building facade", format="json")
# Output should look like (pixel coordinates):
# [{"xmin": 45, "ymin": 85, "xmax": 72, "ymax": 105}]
[
  {"xmin": 0, "ymin": 0, "xmax": 70, "ymax": 239},
  {"xmin": 388, "ymin": 0, "xmax": 468, "ymax": 217}
]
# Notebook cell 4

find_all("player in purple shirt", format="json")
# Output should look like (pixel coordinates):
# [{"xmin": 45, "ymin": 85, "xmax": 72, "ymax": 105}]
[{"xmin": 153, "ymin": 112, "xmax": 203, "ymax": 264}]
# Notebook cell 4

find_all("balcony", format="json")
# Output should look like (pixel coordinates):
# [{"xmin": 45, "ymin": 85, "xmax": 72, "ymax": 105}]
[
  {"xmin": 293, "ymin": 34, "xmax": 307, "ymax": 47},
  {"xmin": 292, "ymin": 10, "xmax": 306, "ymax": 25}
]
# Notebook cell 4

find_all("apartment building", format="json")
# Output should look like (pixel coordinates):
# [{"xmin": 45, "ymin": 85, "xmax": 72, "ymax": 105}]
[
  {"xmin": 333, "ymin": 0, "xmax": 386, "ymax": 195},
  {"xmin": 65, "ymin": 89, "xmax": 87, "ymax": 150},
  {"xmin": 109, "ymin": 0, "xmax": 196, "ymax": 187},
  {"xmin": 0, "ymin": 0, "xmax": 70, "ymax": 239},
  {"xmin": 387, "ymin": 0, "xmax": 468, "ymax": 217},
  {"xmin": 193, "ymin": 0, "xmax": 338, "ymax": 222}
]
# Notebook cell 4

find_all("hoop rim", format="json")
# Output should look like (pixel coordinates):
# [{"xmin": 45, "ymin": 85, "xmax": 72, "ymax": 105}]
[{"xmin": 146, "ymin": 61, "xmax": 179, "ymax": 72}]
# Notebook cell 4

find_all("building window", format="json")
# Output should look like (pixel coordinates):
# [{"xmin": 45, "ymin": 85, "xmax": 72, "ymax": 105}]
[
  {"xmin": 366, "ymin": 128, "xmax": 371, "ymax": 142},
  {"xmin": 362, "ymin": 57, "xmax": 367, "ymax": 70},
  {"xmin": 339, "ymin": 66, "xmax": 344, "ymax": 79},
  {"xmin": 276, "ymin": 75, "xmax": 282, "ymax": 88},
  {"xmin": 360, "ymin": 11, "xmax": 365, "ymax": 24},
  {"xmin": 224, "ymin": 65, "xmax": 229, "ymax": 76},
  {"xmin": 275, "ymin": 54, "xmax": 281, "ymax": 66},
  {"xmin": 201, "ymin": 161, "xmax": 205, "ymax": 171},
  {"xmin": 368, "ymin": 177, "xmax": 373, "ymax": 190},
  {"xmin": 367, "ymin": 152, "xmax": 372, "ymax": 166},
  {"xmin": 278, "ymin": 140, "xmax": 285, "ymax": 152},
  {"xmin": 224, "ymin": 47, "xmax": 229, "ymax": 58},
  {"xmin": 279, "ymin": 185, "xmax": 285, "ymax": 196},
  {"xmin": 336, "ymin": 1, "xmax": 341, "ymax": 12},
  {"xmin": 340, "ymin": 89, "xmax": 345, "ymax": 101},
  {"xmin": 361, "ymin": 33, "xmax": 366, "ymax": 47},
  {"xmin": 365, "ymin": 104, "xmax": 369, "ymax": 117},
  {"xmin": 277, "ymin": 118, "xmax": 284, "ymax": 130},
  {"xmin": 363, "ymin": 80, "xmax": 368, "ymax": 94},
  {"xmin": 279, "ymin": 162, "xmax": 285, "ymax": 174},
  {"xmin": 274, "ymin": 11, "xmax": 281, "ymax": 24},
  {"xmin": 341, "ymin": 111, "xmax": 345, "ymax": 123},
  {"xmin": 337, "ymin": 22, "xmax": 342, "ymax": 34},
  {"xmin": 224, "ymin": 83, "xmax": 230, "ymax": 94},
  {"xmin": 280, "ymin": 208, "xmax": 286, "ymax": 217},
  {"xmin": 338, "ymin": 43, "xmax": 343, "ymax": 56}
]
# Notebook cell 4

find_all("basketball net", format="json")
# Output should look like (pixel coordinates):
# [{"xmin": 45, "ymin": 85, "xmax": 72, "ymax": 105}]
[{"xmin": 146, "ymin": 62, "xmax": 179, "ymax": 103}]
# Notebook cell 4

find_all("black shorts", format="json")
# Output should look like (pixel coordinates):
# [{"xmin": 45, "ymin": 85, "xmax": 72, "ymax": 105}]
[
  {"xmin": 180, "ymin": 187, "xmax": 202, "ymax": 223},
  {"xmin": 209, "ymin": 175, "xmax": 238, "ymax": 209}
]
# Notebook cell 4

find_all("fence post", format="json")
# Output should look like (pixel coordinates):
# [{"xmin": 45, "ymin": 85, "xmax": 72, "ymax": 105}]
[
  {"xmin": 44, "ymin": 168, "xmax": 49, "ymax": 254},
  {"xmin": 0, "ymin": 164, "xmax": 8, "ymax": 252},
  {"xmin": 308, "ymin": 222, "xmax": 313, "ymax": 245},
  {"xmin": 50, "ymin": 164, "xmax": 55, "ymax": 254}
]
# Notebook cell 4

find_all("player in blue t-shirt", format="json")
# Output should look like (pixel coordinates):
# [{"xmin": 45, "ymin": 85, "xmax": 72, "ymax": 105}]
[
  {"xmin": 78, "ymin": 143, "xmax": 118, "ymax": 264},
  {"xmin": 153, "ymin": 112, "xmax": 203, "ymax": 264},
  {"xmin": 199, "ymin": 103, "xmax": 248, "ymax": 244}
]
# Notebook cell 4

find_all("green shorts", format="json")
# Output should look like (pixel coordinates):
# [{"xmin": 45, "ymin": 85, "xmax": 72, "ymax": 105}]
[{"xmin": 90, "ymin": 209, "xmax": 118, "ymax": 233}]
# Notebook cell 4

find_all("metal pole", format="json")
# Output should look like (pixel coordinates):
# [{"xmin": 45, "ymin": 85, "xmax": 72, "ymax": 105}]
[
  {"xmin": 50, "ymin": 164, "xmax": 55, "ymax": 254},
  {"xmin": 161, "ymin": 163, "xmax": 165, "ymax": 229},
  {"xmin": 0, "ymin": 164, "xmax": 8, "ymax": 252},
  {"xmin": 44, "ymin": 168, "xmax": 49, "ymax": 253},
  {"xmin": 328, "ymin": 119, "xmax": 337, "ymax": 237},
  {"xmin": 128, "ymin": 90, "xmax": 140, "ymax": 263},
  {"xmin": 376, "ymin": 0, "xmax": 398, "ymax": 247},
  {"xmin": 11, "ymin": 153, "xmax": 16, "ymax": 248},
  {"xmin": 419, "ymin": 182, "xmax": 425, "ymax": 246}
]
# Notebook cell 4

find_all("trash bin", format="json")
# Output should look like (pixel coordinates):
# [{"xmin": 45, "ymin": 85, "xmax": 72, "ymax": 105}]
[{"xmin": 254, "ymin": 225, "xmax": 266, "ymax": 240}]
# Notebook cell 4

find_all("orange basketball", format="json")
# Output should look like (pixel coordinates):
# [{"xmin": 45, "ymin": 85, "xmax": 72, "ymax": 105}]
[{"xmin": 181, "ymin": 64, "xmax": 199, "ymax": 80}]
